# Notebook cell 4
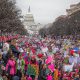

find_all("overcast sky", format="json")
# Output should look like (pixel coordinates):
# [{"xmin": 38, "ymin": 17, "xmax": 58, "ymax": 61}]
[{"xmin": 16, "ymin": 0, "xmax": 80, "ymax": 24}]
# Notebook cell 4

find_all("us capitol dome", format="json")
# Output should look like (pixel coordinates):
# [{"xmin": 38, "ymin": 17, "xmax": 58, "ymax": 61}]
[
  {"xmin": 24, "ymin": 6, "xmax": 38, "ymax": 34},
  {"xmin": 24, "ymin": 6, "xmax": 43, "ymax": 34}
]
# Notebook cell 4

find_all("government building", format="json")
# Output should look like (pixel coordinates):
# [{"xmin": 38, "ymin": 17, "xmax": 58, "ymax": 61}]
[{"xmin": 24, "ymin": 6, "xmax": 43, "ymax": 34}]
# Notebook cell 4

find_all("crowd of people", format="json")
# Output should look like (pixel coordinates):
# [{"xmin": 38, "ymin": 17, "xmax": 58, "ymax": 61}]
[{"xmin": 0, "ymin": 34, "xmax": 80, "ymax": 80}]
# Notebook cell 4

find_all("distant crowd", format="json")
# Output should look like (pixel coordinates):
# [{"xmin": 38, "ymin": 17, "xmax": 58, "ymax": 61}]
[{"xmin": 0, "ymin": 34, "xmax": 80, "ymax": 80}]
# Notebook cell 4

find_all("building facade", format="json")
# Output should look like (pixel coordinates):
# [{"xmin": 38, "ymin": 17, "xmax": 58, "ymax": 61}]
[
  {"xmin": 24, "ymin": 6, "xmax": 43, "ymax": 34},
  {"xmin": 66, "ymin": 3, "xmax": 80, "ymax": 15}
]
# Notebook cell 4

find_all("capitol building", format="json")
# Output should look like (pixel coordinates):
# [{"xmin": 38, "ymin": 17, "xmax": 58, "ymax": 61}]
[{"xmin": 24, "ymin": 6, "xmax": 43, "ymax": 34}]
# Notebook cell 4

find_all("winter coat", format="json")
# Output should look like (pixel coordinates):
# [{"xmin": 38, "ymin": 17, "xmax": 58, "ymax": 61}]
[
  {"xmin": 47, "ymin": 75, "xmax": 53, "ymax": 80},
  {"xmin": 54, "ymin": 69, "xmax": 59, "ymax": 80},
  {"xmin": 0, "ymin": 60, "xmax": 4, "ymax": 74},
  {"xmin": 6, "ymin": 59, "xmax": 16, "ymax": 75},
  {"xmin": 10, "ymin": 45, "xmax": 20, "ymax": 57},
  {"xmin": 38, "ymin": 60, "xmax": 43, "ymax": 80},
  {"xmin": 27, "ymin": 64, "xmax": 39, "ymax": 76},
  {"xmin": 40, "ymin": 68, "xmax": 47, "ymax": 80},
  {"xmin": 24, "ymin": 57, "xmax": 29, "ymax": 71},
  {"xmin": 17, "ymin": 59, "xmax": 25, "ymax": 73}
]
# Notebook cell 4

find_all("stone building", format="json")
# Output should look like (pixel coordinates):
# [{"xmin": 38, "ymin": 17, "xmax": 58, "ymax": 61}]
[
  {"xmin": 66, "ymin": 3, "xmax": 80, "ymax": 15},
  {"xmin": 24, "ymin": 6, "xmax": 43, "ymax": 34}
]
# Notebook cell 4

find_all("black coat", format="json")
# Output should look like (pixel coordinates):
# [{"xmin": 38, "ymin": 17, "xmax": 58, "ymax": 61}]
[
  {"xmin": 10, "ymin": 45, "xmax": 20, "ymax": 57},
  {"xmin": 40, "ymin": 68, "xmax": 47, "ymax": 80}
]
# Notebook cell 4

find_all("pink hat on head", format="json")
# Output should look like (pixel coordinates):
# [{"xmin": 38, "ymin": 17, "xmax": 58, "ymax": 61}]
[
  {"xmin": 28, "ymin": 76, "xmax": 32, "ymax": 80},
  {"xmin": 75, "ymin": 69, "xmax": 79, "ymax": 73},
  {"xmin": 37, "ymin": 53, "xmax": 43, "ymax": 58},
  {"xmin": 31, "ymin": 55, "xmax": 36, "ymax": 59},
  {"xmin": 70, "ymin": 50, "xmax": 74, "ymax": 55},
  {"xmin": 47, "ymin": 75, "xmax": 52, "ymax": 80}
]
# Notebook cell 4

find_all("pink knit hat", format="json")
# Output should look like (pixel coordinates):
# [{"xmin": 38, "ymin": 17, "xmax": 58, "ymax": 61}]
[{"xmin": 27, "ymin": 76, "xmax": 32, "ymax": 80}]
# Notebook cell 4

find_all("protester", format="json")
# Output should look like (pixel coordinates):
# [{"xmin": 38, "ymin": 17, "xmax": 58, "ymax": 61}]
[
  {"xmin": 0, "ymin": 33, "xmax": 79, "ymax": 80},
  {"xmin": 6, "ymin": 54, "xmax": 16, "ymax": 80}
]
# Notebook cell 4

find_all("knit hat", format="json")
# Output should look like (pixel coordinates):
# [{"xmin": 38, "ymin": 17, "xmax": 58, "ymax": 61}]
[
  {"xmin": 28, "ymin": 76, "xmax": 32, "ymax": 80},
  {"xmin": 37, "ymin": 53, "xmax": 43, "ymax": 58},
  {"xmin": 31, "ymin": 55, "xmax": 36, "ymax": 59}
]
